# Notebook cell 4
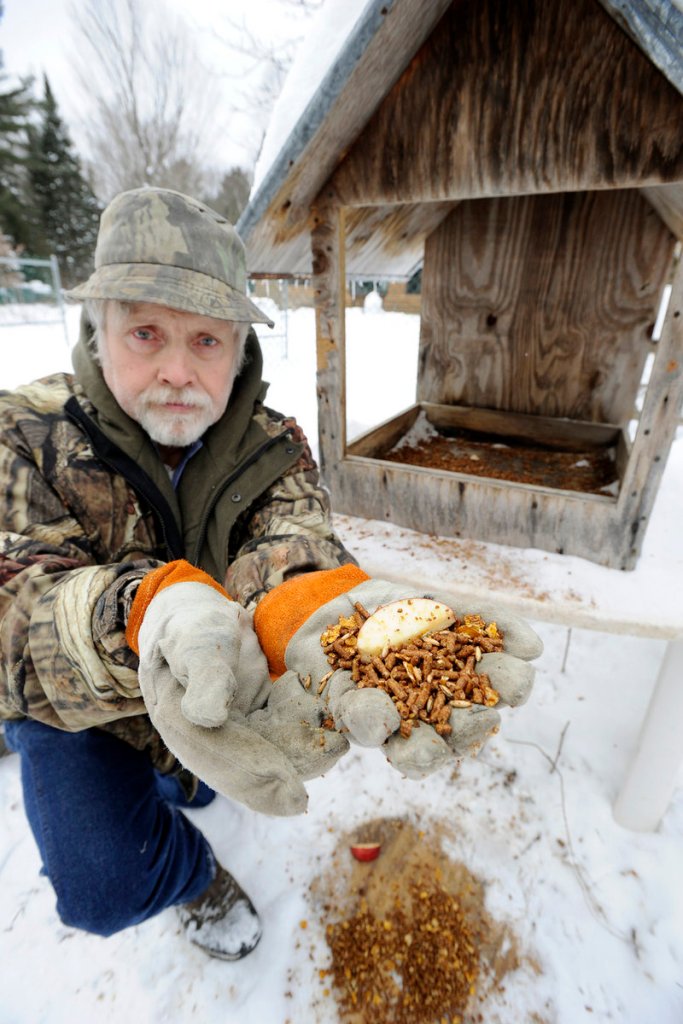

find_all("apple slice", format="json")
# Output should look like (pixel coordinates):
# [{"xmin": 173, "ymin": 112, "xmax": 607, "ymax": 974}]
[
  {"xmin": 350, "ymin": 842, "xmax": 381, "ymax": 862},
  {"xmin": 356, "ymin": 597, "xmax": 456, "ymax": 659}
]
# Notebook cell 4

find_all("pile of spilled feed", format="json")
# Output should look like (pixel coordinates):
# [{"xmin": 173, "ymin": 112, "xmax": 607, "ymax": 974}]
[{"xmin": 301, "ymin": 817, "xmax": 533, "ymax": 1024}]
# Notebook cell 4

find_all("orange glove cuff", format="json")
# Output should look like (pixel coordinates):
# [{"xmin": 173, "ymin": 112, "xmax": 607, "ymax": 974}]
[
  {"xmin": 125, "ymin": 559, "xmax": 230, "ymax": 655},
  {"xmin": 253, "ymin": 564, "xmax": 370, "ymax": 677}
]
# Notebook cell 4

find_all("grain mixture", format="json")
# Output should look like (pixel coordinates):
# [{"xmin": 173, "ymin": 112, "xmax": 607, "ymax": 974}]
[
  {"xmin": 320, "ymin": 606, "xmax": 504, "ymax": 739},
  {"xmin": 325, "ymin": 880, "xmax": 479, "ymax": 1021},
  {"xmin": 385, "ymin": 429, "xmax": 619, "ymax": 495},
  {"xmin": 305, "ymin": 818, "xmax": 526, "ymax": 1024}
]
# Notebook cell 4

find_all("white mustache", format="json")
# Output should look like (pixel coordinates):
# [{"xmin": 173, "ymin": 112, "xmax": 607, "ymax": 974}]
[{"xmin": 141, "ymin": 387, "xmax": 212, "ymax": 410}]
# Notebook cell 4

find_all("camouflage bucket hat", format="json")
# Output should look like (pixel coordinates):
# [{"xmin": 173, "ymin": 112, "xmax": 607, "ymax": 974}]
[{"xmin": 66, "ymin": 187, "xmax": 274, "ymax": 327}]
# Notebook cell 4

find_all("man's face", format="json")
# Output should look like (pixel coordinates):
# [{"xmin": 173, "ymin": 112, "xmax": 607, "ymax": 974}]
[{"xmin": 99, "ymin": 302, "xmax": 243, "ymax": 447}]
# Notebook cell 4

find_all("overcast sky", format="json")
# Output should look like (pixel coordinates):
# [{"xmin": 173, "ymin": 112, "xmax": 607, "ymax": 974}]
[{"xmin": 0, "ymin": 0, "xmax": 316, "ymax": 172}]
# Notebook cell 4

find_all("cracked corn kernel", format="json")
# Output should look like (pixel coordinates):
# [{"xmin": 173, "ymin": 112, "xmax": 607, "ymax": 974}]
[{"xmin": 323, "ymin": 880, "xmax": 481, "ymax": 1024}]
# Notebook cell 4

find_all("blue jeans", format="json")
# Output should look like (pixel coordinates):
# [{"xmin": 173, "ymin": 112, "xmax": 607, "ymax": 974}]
[{"xmin": 4, "ymin": 718, "xmax": 216, "ymax": 937}]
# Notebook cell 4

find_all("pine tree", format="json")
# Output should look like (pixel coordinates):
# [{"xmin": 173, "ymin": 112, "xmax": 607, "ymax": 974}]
[
  {"xmin": 28, "ymin": 76, "xmax": 101, "ymax": 287},
  {"xmin": 0, "ymin": 1, "xmax": 38, "ymax": 249},
  {"xmin": 208, "ymin": 168, "xmax": 252, "ymax": 225},
  {"xmin": 0, "ymin": 59, "xmax": 35, "ymax": 251}
]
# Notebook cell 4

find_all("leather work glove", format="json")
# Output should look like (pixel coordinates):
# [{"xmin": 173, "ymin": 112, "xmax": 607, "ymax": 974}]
[
  {"xmin": 254, "ymin": 566, "xmax": 543, "ymax": 780},
  {"xmin": 248, "ymin": 670, "xmax": 349, "ymax": 781},
  {"xmin": 126, "ymin": 561, "xmax": 345, "ymax": 815},
  {"xmin": 126, "ymin": 560, "xmax": 271, "ymax": 727}
]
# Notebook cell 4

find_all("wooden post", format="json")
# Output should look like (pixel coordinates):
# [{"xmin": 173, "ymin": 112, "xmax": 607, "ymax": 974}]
[{"xmin": 311, "ymin": 190, "xmax": 346, "ymax": 489}]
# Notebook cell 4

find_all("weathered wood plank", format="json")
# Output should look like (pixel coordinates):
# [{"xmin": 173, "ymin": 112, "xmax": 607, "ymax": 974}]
[
  {"xmin": 596, "ymin": 0, "xmax": 683, "ymax": 96},
  {"xmin": 325, "ymin": 455, "xmax": 636, "ymax": 567},
  {"xmin": 311, "ymin": 193, "xmax": 347, "ymax": 481},
  {"xmin": 347, "ymin": 405, "xmax": 421, "ymax": 458},
  {"xmin": 422, "ymin": 402, "xmax": 622, "ymax": 450},
  {"xmin": 239, "ymin": 0, "xmax": 453, "ymax": 275},
  {"xmin": 417, "ymin": 190, "xmax": 676, "ymax": 423},
  {"xmin": 349, "ymin": 402, "xmax": 624, "ymax": 462},
  {"xmin": 331, "ymin": 0, "xmax": 683, "ymax": 207},
  {"xmin": 615, "ymin": 429, "xmax": 632, "ymax": 486},
  {"xmin": 344, "ymin": 202, "xmax": 454, "ymax": 277},
  {"xmin": 345, "ymin": 455, "xmax": 616, "ymax": 503}
]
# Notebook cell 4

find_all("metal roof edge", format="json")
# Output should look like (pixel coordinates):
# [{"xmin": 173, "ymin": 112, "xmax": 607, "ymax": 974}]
[{"xmin": 596, "ymin": 0, "xmax": 683, "ymax": 94}]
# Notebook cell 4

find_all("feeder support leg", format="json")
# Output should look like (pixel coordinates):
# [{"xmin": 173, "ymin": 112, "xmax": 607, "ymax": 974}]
[{"xmin": 613, "ymin": 637, "xmax": 683, "ymax": 831}]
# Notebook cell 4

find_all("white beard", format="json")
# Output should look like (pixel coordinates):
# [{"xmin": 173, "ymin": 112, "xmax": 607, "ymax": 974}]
[{"xmin": 131, "ymin": 387, "xmax": 217, "ymax": 447}]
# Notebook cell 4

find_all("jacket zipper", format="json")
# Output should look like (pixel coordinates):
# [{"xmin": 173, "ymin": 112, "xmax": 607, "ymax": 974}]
[
  {"xmin": 66, "ymin": 397, "xmax": 301, "ymax": 568},
  {"xmin": 192, "ymin": 428, "xmax": 299, "ymax": 564}
]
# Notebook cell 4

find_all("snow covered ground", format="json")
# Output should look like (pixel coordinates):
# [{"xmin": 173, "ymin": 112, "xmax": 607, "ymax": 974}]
[{"xmin": 1, "ymin": 302, "xmax": 682, "ymax": 1023}]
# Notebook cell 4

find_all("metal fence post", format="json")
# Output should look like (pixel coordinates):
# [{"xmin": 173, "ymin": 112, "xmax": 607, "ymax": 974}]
[
  {"xmin": 0, "ymin": 254, "xmax": 68, "ymax": 344},
  {"xmin": 50, "ymin": 255, "xmax": 70, "ymax": 347}
]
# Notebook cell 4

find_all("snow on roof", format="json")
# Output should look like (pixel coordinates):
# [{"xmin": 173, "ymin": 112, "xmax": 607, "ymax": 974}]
[
  {"xmin": 251, "ymin": 0, "xmax": 372, "ymax": 193},
  {"xmin": 238, "ymin": 0, "xmax": 453, "ymax": 266}
]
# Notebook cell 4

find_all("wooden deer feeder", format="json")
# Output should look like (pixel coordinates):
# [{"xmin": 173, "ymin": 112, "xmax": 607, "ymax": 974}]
[{"xmin": 239, "ymin": 0, "xmax": 683, "ymax": 569}]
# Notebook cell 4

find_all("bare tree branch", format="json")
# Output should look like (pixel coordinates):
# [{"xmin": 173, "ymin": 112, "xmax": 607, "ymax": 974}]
[
  {"xmin": 204, "ymin": 0, "xmax": 323, "ymax": 166},
  {"xmin": 70, "ymin": 0, "xmax": 326, "ymax": 194},
  {"xmin": 70, "ymin": 0, "xmax": 219, "ymax": 201}
]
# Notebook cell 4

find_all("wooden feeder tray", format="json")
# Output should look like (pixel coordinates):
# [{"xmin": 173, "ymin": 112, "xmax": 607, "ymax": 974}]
[{"xmin": 347, "ymin": 403, "xmax": 627, "ymax": 498}]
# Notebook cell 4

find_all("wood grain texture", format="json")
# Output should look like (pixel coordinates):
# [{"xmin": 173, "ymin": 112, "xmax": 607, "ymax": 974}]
[
  {"xmin": 325, "ymin": 257, "xmax": 682, "ymax": 569},
  {"xmin": 325, "ymin": 455, "xmax": 636, "ymax": 567},
  {"xmin": 596, "ymin": 0, "xmax": 683, "ymax": 95},
  {"xmin": 417, "ymin": 190, "xmax": 676, "ymax": 423},
  {"xmin": 311, "ymin": 196, "xmax": 347, "ymax": 480},
  {"xmin": 641, "ymin": 182, "xmax": 683, "ymax": 239},
  {"xmin": 344, "ymin": 202, "xmax": 454, "ymax": 277},
  {"xmin": 615, "ymin": 252, "xmax": 683, "ymax": 560},
  {"xmin": 331, "ymin": 0, "xmax": 683, "ymax": 207},
  {"xmin": 421, "ymin": 403, "xmax": 622, "ymax": 451},
  {"xmin": 347, "ymin": 405, "xmax": 421, "ymax": 458}
]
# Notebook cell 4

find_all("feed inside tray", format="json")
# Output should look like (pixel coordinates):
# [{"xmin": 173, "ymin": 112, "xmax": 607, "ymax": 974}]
[{"xmin": 382, "ymin": 411, "xmax": 620, "ymax": 495}]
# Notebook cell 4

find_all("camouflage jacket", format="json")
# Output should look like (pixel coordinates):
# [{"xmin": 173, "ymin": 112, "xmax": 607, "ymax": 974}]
[{"xmin": 0, "ymin": 323, "xmax": 354, "ymax": 768}]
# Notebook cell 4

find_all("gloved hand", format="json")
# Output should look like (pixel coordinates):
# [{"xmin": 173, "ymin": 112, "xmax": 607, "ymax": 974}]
[
  {"xmin": 127, "ymin": 561, "xmax": 270, "ymax": 728},
  {"xmin": 248, "ymin": 670, "xmax": 349, "ymax": 781},
  {"xmin": 254, "ymin": 566, "xmax": 543, "ymax": 779},
  {"xmin": 125, "ymin": 560, "xmax": 343, "ymax": 816}
]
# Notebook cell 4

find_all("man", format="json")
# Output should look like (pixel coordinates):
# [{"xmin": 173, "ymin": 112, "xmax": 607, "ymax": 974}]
[
  {"xmin": 0, "ymin": 187, "xmax": 360, "ymax": 960},
  {"xmin": 0, "ymin": 187, "xmax": 541, "ymax": 961}
]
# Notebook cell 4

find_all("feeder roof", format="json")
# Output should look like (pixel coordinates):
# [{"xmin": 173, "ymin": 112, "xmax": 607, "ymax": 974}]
[{"xmin": 238, "ymin": 0, "xmax": 683, "ymax": 277}]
